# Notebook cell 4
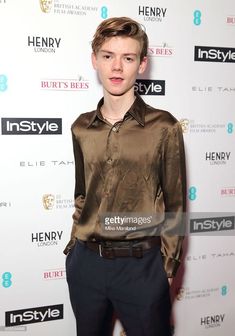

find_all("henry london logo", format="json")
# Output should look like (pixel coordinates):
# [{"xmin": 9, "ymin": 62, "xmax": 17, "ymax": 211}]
[
  {"xmin": 43, "ymin": 268, "xmax": 66, "ymax": 280},
  {"xmin": 42, "ymin": 194, "xmax": 74, "ymax": 210},
  {"xmin": 148, "ymin": 43, "xmax": 173, "ymax": 57},
  {"xmin": 39, "ymin": 0, "xmax": 98, "ymax": 16},
  {"xmin": 138, "ymin": 5, "xmax": 167, "ymax": 22},
  {"xmin": 28, "ymin": 36, "xmax": 61, "ymax": 53},
  {"xmin": 200, "ymin": 314, "xmax": 225, "ymax": 329},
  {"xmin": 134, "ymin": 80, "xmax": 165, "ymax": 96},
  {"xmin": 5, "ymin": 304, "xmax": 63, "ymax": 326},
  {"xmin": 1, "ymin": 118, "xmax": 62, "ymax": 135},
  {"xmin": 194, "ymin": 46, "xmax": 235, "ymax": 63},
  {"xmin": 31, "ymin": 231, "xmax": 63, "ymax": 247},
  {"xmin": 190, "ymin": 216, "xmax": 235, "ymax": 234},
  {"xmin": 205, "ymin": 152, "xmax": 231, "ymax": 165},
  {"xmin": 41, "ymin": 75, "xmax": 89, "ymax": 91}
]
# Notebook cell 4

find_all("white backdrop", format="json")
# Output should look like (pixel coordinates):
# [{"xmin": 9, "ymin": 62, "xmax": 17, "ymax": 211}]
[{"xmin": 0, "ymin": 0, "xmax": 235, "ymax": 335}]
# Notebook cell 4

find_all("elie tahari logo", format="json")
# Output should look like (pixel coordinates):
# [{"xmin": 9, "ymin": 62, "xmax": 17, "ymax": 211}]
[
  {"xmin": 134, "ymin": 80, "xmax": 165, "ymax": 95},
  {"xmin": 5, "ymin": 304, "xmax": 63, "ymax": 326},
  {"xmin": 194, "ymin": 46, "xmax": 235, "ymax": 63},
  {"xmin": 1, "ymin": 118, "xmax": 62, "ymax": 135}
]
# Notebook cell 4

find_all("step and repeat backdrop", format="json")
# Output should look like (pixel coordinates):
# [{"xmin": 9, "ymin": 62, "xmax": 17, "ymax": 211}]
[{"xmin": 0, "ymin": 0, "xmax": 235, "ymax": 335}]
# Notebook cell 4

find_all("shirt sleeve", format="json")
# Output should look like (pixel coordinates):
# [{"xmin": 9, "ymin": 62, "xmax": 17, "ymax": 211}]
[
  {"xmin": 160, "ymin": 121, "xmax": 187, "ymax": 277},
  {"xmin": 63, "ymin": 130, "xmax": 86, "ymax": 255}
]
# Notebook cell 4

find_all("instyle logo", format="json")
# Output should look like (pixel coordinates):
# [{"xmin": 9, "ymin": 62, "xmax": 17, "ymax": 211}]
[
  {"xmin": 190, "ymin": 216, "xmax": 235, "ymax": 233},
  {"xmin": 194, "ymin": 46, "xmax": 235, "ymax": 63},
  {"xmin": 134, "ymin": 80, "xmax": 165, "ymax": 95},
  {"xmin": 31, "ymin": 231, "xmax": 63, "ymax": 247},
  {"xmin": 1, "ymin": 118, "xmax": 62, "ymax": 135},
  {"xmin": 200, "ymin": 314, "xmax": 225, "ymax": 329},
  {"xmin": 5, "ymin": 304, "xmax": 63, "ymax": 326},
  {"xmin": 205, "ymin": 152, "xmax": 231, "ymax": 165},
  {"xmin": 138, "ymin": 5, "xmax": 167, "ymax": 22},
  {"xmin": 148, "ymin": 44, "xmax": 173, "ymax": 57},
  {"xmin": 28, "ymin": 36, "xmax": 61, "ymax": 53}
]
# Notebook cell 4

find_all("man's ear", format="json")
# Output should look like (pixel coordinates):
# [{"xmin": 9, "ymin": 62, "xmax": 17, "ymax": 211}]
[
  {"xmin": 91, "ymin": 52, "xmax": 98, "ymax": 70},
  {"xmin": 138, "ymin": 56, "xmax": 148, "ymax": 74}
]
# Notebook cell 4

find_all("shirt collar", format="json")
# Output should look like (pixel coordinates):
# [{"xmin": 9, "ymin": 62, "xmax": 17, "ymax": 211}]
[{"xmin": 87, "ymin": 93, "xmax": 146, "ymax": 128}]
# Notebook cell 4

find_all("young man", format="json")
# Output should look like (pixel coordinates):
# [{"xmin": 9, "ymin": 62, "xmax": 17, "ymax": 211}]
[{"xmin": 64, "ymin": 17, "xmax": 186, "ymax": 336}]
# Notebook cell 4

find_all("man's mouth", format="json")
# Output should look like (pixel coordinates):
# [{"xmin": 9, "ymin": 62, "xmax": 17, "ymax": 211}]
[{"xmin": 110, "ymin": 77, "xmax": 124, "ymax": 84}]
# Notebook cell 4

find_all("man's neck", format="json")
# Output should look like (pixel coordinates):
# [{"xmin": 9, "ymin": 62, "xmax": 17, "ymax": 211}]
[{"xmin": 102, "ymin": 90, "xmax": 136, "ymax": 119}]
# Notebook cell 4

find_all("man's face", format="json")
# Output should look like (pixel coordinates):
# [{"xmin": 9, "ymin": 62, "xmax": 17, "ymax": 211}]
[{"xmin": 92, "ymin": 36, "xmax": 147, "ymax": 97}]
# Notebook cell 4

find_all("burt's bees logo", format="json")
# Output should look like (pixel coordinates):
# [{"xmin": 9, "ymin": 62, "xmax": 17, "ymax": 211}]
[{"xmin": 40, "ymin": 0, "xmax": 53, "ymax": 13}]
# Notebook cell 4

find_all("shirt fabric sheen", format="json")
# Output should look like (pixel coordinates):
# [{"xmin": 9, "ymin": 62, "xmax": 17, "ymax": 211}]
[{"xmin": 64, "ymin": 93, "xmax": 187, "ymax": 277}]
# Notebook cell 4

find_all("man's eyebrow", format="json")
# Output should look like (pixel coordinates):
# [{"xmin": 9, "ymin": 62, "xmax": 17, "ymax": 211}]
[{"xmin": 99, "ymin": 49, "xmax": 138, "ymax": 56}]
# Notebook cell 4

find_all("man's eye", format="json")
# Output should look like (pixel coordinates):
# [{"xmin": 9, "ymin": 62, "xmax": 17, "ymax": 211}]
[
  {"xmin": 103, "ymin": 55, "xmax": 111, "ymax": 59},
  {"xmin": 125, "ymin": 57, "xmax": 134, "ymax": 62}
]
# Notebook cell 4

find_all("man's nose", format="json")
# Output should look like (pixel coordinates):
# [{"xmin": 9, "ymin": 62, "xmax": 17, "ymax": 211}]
[{"xmin": 112, "ymin": 57, "xmax": 123, "ymax": 71}]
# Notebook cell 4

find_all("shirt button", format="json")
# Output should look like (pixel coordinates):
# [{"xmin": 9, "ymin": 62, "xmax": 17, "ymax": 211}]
[
  {"xmin": 107, "ymin": 158, "xmax": 112, "ymax": 164},
  {"xmin": 112, "ymin": 126, "xmax": 117, "ymax": 132}
]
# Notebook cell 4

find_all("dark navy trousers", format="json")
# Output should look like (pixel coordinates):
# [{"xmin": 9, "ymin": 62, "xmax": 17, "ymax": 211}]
[{"xmin": 66, "ymin": 240, "xmax": 172, "ymax": 336}]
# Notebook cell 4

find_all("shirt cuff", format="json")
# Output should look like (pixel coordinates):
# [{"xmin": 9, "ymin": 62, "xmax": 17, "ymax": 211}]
[
  {"xmin": 162, "ymin": 255, "xmax": 181, "ymax": 278},
  {"xmin": 63, "ymin": 238, "xmax": 77, "ymax": 255}
]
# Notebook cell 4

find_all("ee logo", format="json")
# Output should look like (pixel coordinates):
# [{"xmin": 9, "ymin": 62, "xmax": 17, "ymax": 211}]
[
  {"xmin": 221, "ymin": 285, "xmax": 228, "ymax": 296},
  {"xmin": 193, "ymin": 10, "xmax": 202, "ymax": 26},
  {"xmin": 0, "ymin": 74, "xmax": 8, "ymax": 92},
  {"xmin": 189, "ymin": 186, "xmax": 197, "ymax": 201},
  {"xmin": 227, "ymin": 123, "xmax": 233, "ymax": 134},
  {"xmin": 2, "ymin": 272, "xmax": 12, "ymax": 288},
  {"xmin": 101, "ymin": 6, "xmax": 108, "ymax": 19}
]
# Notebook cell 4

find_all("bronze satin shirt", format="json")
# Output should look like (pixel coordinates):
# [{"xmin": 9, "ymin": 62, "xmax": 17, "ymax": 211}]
[{"xmin": 64, "ymin": 93, "xmax": 186, "ymax": 277}]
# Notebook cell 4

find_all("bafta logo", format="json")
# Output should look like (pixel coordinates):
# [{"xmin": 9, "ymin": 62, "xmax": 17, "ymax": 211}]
[
  {"xmin": 179, "ymin": 119, "xmax": 189, "ymax": 133},
  {"xmin": 43, "ymin": 194, "xmax": 55, "ymax": 210},
  {"xmin": 176, "ymin": 287, "xmax": 185, "ymax": 301},
  {"xmin": 40, "ymin": 0, "xmax": 53, "ymax": 13}
]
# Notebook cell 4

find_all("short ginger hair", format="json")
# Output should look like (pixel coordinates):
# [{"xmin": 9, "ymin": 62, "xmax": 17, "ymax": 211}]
[{"xmin": 91, "ymin": 17, "xmax": 148, "ymax": 61}]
